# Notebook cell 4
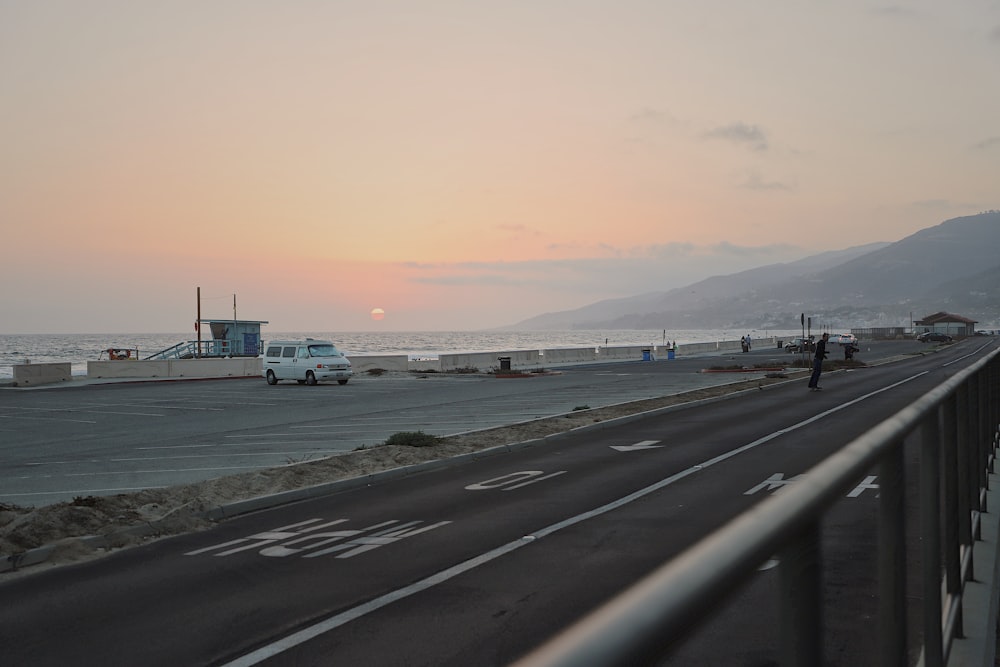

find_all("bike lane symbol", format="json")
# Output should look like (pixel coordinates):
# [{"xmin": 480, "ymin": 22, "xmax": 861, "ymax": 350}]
[{"xmin": 185, "ymin": 518, "xmax": 451, "ymax": 560}]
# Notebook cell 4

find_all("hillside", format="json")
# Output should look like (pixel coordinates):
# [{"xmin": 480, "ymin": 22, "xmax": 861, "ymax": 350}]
[{"xmin": 507, "ymin": 211, "xmax": 1000, "ymax": 330}]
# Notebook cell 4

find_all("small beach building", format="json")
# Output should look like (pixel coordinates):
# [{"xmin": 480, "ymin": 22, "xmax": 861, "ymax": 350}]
[
  {"xmin": 198, "ymin": 318, "xmax": 268, "ymax": 356},
  {"xmin": 146, "ymin": 319, "xmax": 268, "ymax": 360},
  {"xmin": 913, "ymin": 312, "xmax": 977, "ymax": 338}
]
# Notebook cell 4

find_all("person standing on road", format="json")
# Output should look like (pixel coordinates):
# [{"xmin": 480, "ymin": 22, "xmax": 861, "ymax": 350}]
[{"xmin": 808, "ymin": 332, "xmax": 829, "ymax": 391}]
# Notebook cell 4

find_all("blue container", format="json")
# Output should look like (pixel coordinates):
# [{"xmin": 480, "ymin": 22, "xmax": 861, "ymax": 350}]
[{"xmin": 642, "ymin": 349, "xmax": 652, "ymax": 361}]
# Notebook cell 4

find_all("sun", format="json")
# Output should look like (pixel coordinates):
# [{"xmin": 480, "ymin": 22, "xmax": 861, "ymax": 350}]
[{"xmin": 370, "ymin": 307, "xmax": 385, "ymax": 321}]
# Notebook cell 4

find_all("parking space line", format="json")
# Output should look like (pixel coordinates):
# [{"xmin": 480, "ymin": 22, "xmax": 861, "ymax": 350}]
[{"xmin": 0, "ymin": 414, "xmax": 98, "ymax": 424}]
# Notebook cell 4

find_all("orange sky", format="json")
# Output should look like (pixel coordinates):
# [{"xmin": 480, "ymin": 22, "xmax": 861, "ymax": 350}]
[{"xmin": 2, "ymin": 2, "xmax": 998, "ymax": 332}]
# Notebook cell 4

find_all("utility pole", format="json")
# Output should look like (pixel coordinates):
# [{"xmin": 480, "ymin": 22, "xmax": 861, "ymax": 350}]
[{"xmin": 196, "ymin": 286, "xmax": 202, "ymax": 359}]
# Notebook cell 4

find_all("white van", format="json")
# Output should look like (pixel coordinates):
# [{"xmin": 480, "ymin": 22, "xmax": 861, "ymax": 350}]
[{"xmin": 263, "ymin": 339, "xmax": 353, "ymax": 385}]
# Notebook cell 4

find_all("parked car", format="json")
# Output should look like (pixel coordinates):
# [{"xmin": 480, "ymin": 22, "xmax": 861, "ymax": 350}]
[
  {"xmin": 784, "ymin": 337, "xmax": 815, "ymax": 353},
  {"xmin": 263, "ymin": 339, "xmax": 353, "ymax": 385},
  {"xmin": 916, "ymin": 332, "xmax": 953, "ymax": 343},
  {"xmin": 827, "ymin": 333, "xmax": 858, "ymax": 345}
]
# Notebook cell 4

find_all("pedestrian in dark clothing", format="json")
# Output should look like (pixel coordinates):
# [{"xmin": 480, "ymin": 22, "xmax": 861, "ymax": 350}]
[
  {"xmin": 808, "ymin": 332, "xmax": 829, "ymax": 391},
  {"xmin": 844, "ymin": 343, "xmax": 858, "ymax": 361}
]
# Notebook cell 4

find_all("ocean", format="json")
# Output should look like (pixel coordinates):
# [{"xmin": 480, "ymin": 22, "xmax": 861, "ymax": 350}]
[{"xmin": 0, "ymin": 329, "xmax": 804, "ymax": 379}]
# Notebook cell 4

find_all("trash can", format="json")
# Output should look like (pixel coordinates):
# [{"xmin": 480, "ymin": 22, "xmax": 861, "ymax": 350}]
[
  {"xmin": 498, "ymin": 356, "xmax": 511, "ymax": 371},
  {"xmin": 642, "ymin": 349, "xmax": 651, "ymax": 361},
  {"xmin": 777, "ymin": 340, "xmax": 783, "ymax": 349},
  {"xmin": 667, "ymin": 349, "xmax": 675, "ymax": 360}
]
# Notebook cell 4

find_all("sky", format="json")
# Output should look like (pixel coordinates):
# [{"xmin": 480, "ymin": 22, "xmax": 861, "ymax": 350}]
[{"xmin": 2, "ymin": 1, "xmax": 998, "ymax": 333}]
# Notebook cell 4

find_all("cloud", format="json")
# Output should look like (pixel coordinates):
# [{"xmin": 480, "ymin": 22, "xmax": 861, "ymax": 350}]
[
  {"xmin": 973, "ymin": 136, "xmax": 1000, "ymax": 151},
  {"xmin": 629, "ymin": 108, "xmax": 679, "ymax": 125},
  {"xmin": 646, "ymin": 242, "xmax": 696, "ymax": 259},
  {"xmin": 913, "ymin": 199, "xmax": 955, "ymax": 210},
  {"xmin": 496, "ymin": 223, "xmax": 538, "ymax": 235},
  {"xmin": 990, "ymin": 25, "xmax": 1000, "ymax": 44},
  {"xmin": 703, "ymin": 122, "xmax": 769, "ymax": 152},
  {"xmin": 705, "ymin": 241, "xmax": 798, "ymax": 257},
  {"xmin": 738, "ymin": 169, "xmax": 793, "ymax": 191},
  {"xmin": 400, "ymin": 242, "xmax": 808, "ymax": 297},
  {"xmin": 871, "ymin": 6, "xmax": 918, "ymax": 19}
]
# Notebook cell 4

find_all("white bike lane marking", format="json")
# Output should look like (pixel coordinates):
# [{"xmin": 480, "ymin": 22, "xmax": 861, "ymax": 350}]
[
  {"xmin": 186, "ymin": 519, "xmax": 452, "ymax": 559},
  {"xmin": 222, "ymin": 371, "xmax": 929, "ymax": 666}
]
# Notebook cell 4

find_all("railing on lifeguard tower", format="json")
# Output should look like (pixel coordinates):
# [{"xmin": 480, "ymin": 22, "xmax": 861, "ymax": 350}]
[{"xmin": 144, "ymin": 318, "xmax": 267, "ymax": 360}]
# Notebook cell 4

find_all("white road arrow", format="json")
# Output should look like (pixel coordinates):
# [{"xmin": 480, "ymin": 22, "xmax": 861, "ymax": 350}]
[{"xmin": 610, "ymin": 440, "xmax": 662, "ymax": 452}]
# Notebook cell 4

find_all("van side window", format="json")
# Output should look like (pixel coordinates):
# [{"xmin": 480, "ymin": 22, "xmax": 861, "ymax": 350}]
[
  {"xmin": 265, "ymin": 346, "xmax": 282, "ymax": 358},
  {"xmin": 298, "ymin": 347, "xmax": 310, "ymax": 359},
  {"xmin": 282, "ymin": 346, "xmax": 296, "ymax": 358}
]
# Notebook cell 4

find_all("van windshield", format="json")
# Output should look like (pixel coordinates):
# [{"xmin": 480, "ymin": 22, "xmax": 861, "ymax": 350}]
[{"xmin": 307, "ymin": 344, "xmax": 341, "ymax": 357}]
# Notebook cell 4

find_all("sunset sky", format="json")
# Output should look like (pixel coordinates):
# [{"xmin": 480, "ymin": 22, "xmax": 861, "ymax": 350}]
[{"xmin": 2, "ymin": 1, "xmax": 998, "ymax": 333}]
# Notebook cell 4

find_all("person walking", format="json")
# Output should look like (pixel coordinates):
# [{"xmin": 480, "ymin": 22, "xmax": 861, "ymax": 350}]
[{"xmin": 808, "ymin": 332, "xmax": 829, "ymax": 391}]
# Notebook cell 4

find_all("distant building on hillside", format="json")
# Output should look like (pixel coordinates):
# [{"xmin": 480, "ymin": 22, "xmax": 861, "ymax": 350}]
[{"xmin": 913, "ymin": 312, "xmax": 978, "ymax": 338}]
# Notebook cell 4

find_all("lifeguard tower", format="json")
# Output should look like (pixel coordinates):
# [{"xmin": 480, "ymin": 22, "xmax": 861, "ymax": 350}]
[{"xmin": 146, "ymin": 319, "xmax": 268, "ymax": 360}]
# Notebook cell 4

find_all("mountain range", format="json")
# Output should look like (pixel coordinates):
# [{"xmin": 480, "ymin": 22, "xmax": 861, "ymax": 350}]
[{"xmin": 507, "ymin": 210, "xmax": 1000, "ymax": 331}]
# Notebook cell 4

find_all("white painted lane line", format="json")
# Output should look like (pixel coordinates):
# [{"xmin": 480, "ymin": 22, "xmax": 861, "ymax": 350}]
[
  {"xmin": 71, "ymin": 402, "xmax": 223, "ymax": 413},
  {"xmin": 0, "ymin": 486, "xmax": 170, "ymax": 498},
  {"xmin": 73, "ymin": 410, "xmax": 167, "ymax": 417},
  {"xmin": 62, "ymin": 465, "xmax": 274, "ymax": 476},
  {"xmin": 610, "ymin": 440, "xmax": 662, "ymax": 452},
  {"xmin": 0, "ymin": 414, "xmax": 98, "ymax": 424},
  {"xmin": 109, "ymin": 453, "xmax": 337, "ymax": 462},
  {"xmin": 222, "ymin": 370, "xmax": 930, "ymax": 667}
]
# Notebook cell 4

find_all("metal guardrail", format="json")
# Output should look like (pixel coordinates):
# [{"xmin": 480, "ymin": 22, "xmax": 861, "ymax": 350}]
[{"xmin": 515, "ymin": 347, "xmax": 1000, "ymax": 667}]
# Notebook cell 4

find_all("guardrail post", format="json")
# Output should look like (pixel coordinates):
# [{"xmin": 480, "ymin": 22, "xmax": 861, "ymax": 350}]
[
  {"xmin": 954, "ymin": 386, "xmax": 974, "ymax": 578},
  {"xmin": 940, "ymin": 395, "xmax": 964, "ymax": 642},
  {"xmin": 992, "ymin": 357, "xmax": 1000, "ymax": 455},
  {"xmin": 921, "ymin": 411, "xmax": 944, "ymax": 667},
  {"xmin": 971, "ymin": 376, "xmax": 987, "ymax": 502},
  {"xmin": 957, "ymin": 383, "xmax": 981, "ymax": 541},
  {"xmin": 879, "ymin": 441, "xmax": 908, "ymax": 667},
  {"xmin": 779, "ymin": 521, "xmax": 822, "ymax": 667}
]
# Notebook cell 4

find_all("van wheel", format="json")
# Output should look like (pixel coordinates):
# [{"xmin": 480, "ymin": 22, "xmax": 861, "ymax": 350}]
[
  {"xmin": 338, "ymin": 379, "xmax": 349, "ymax": 385},
  {"xmin": 266, "ymin": 370, "xmax": 278, "ymax": 385},
  {"xmin": 306, "ymin": 371, "xmax": 317, "ymax": 386}
]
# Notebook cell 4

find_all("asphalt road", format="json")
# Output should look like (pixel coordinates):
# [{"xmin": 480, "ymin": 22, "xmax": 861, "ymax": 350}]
[
  {"xmin": 2, "ymin": 338, "xmax": 994, "ymax": 666},
  {"xmin": 0, "ymin": 342, "xmax": 907, "ymax": 507}
]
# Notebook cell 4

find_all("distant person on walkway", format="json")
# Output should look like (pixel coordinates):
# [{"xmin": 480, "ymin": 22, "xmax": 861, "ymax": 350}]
[
  {"xmin": 746, "ymin": 334, "xmax": 752, "ymax": 351},
  {"xmin": 808, "ymin": 332, "xmax": 830, "ymax": 391},
  {"xmin": 844, "ymin": 342, "xmax": 858, "ymax": 361},
  {"xmin": 741, "ymin": 336, "xmax": 748, "ymax": 353}
]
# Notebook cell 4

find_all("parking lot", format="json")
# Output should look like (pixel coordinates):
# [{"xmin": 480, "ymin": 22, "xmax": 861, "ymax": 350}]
[{"xmin": 0, "ymin": 340, "xmax": 927, "ymax": 507}]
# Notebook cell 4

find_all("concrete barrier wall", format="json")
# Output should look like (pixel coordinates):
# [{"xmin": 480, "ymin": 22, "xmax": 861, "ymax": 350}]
[
  {"xmin": 598, "ymin": 345, "xmax": 646, "ymax": 361},
  {"xmin": 89, "ymin": 360, "xmax": 171, "ymax": 378},
  {"xmin": 74, "ymin": 338, "xmax": 754, "ymax": 381},
  {"xmin": 347, "ymin": 355, "xmax": 409, "ymax": 372},
  {"xmin": 13, "ymin": 363, "xmax": 72, "ymax": 387},
  {"xmin": 541, "ymin": 347, "xmax": 599, "ymax": 364},
  {"xmin": 408, "ymin": 358, "xmax": 442, "ymax": 372},
  {"xmin": 88, "ymin": 358, "xmax": 262, "ymax": 379},
  {"xmin": 440, "ymin": 350, "xmax": 541, "ymax": 372}
]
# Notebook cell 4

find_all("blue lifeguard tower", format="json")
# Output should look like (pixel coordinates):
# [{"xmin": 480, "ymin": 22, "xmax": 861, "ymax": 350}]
[{"xmin": 146, "ymin": 319, "xmax": 268, "ymax": 360}]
